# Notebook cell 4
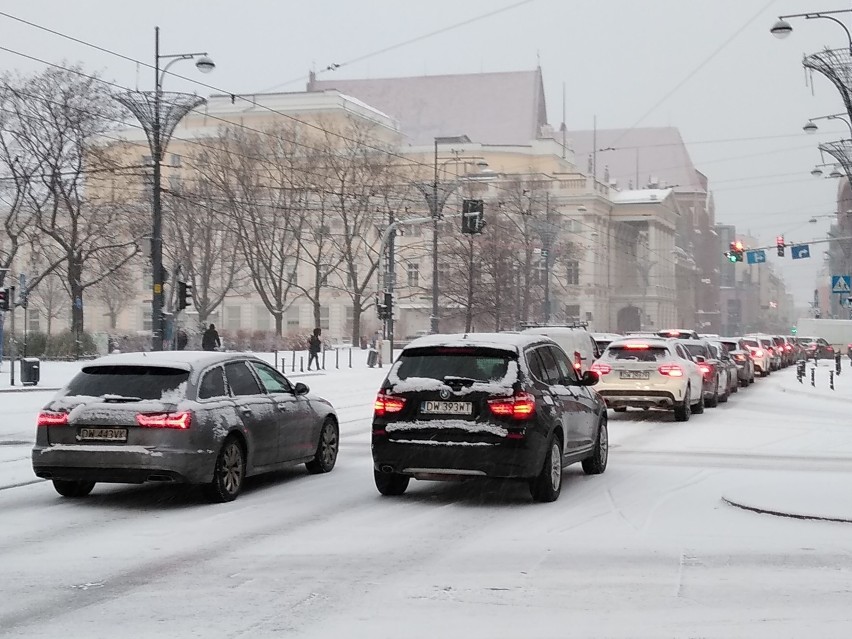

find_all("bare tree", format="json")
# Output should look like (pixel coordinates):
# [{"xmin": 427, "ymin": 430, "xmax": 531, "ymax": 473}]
[
  {"xmin": 27, "ymin": 271, "xmax": 68, "ymax": 335},
  {"xmin": 4, "ymin": 66, "xmax": 142, "ymax": 335},
  {"xmin": 90, "ymin": 256, "xmax": 137, "ymax": 330}
]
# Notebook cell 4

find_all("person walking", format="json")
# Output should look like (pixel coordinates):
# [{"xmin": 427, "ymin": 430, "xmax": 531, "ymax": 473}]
[
  {"xmin": 176, "ymin": 328, "xmax": 189, "ymax": 351},
  {"xmin": 308, "ymin": 327, "xmax": 322, "ymax": 371},
  {"xmin": 201, "ymin": 324, "xmax": 221, "ymax": 351}
]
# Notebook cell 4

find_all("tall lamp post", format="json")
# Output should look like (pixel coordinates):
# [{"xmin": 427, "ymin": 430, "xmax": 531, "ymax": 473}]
[{"xmin": 116, "ymin": 27, "xmax": 214, "ymax": 350}]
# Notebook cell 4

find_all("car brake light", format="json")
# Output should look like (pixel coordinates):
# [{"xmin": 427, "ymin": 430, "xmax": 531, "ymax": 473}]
[
  {"xmin": 135, "ymin": 411, "xmax": 192, "ymax": 429},
  {"xmin": 733, "ymin": 354, "xmax": 746, "ymax": 361},
  {"xmin": 754, "ymin": 349, "xmax": 764, "ymax": 357},
  {"xmin": 591, "ymin": 362, "xmax": 612, "ymax": 375},
  {"xmin": 487, "ymin": 391, "xmax": 535, "ymax": 420},
  {"xmin": 624, "ymin": 344, "xmax": 649, "ymax": 349},
  {"xmin": 374, "ymin": 392, "xmax": 406, "ymax": 417},
  {"xmin": 699, "ymin": 364, "xmax": 712, "ymax": 375},
  {"xmin": 37, "ymin": 411, "xmax": 69, "ymax": 426},
  {"xmin": 785, "ymin": 345, "xmax": 792, "ymax": 352},
  {"xmin": 658, "ymin": 364, "xmax": 684, "ymax": 377}
]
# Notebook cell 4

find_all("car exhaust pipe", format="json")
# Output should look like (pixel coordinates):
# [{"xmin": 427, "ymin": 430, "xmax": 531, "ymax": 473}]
[{"xmin": 379, "ymin": 465, "xmax": 395, "ymax": 474}]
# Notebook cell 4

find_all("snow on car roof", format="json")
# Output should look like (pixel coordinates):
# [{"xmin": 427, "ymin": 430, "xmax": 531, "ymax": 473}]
[
  {"xmin": 592, "ymin": 332, "xmax": 623, "ymax": 340},
  {"xmin": 403, "ymin": 332, "xmax": 553, "ymax": 352},
  {"xmin": 83, "ymin": 351, "xmax": 251, "ymax": 371},
  {"xmin": 608, "ymin": 336, "xmax": 671, "ymax": 347}
]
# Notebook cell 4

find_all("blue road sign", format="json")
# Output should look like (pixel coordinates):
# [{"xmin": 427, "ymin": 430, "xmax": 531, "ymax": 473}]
[
  {"xmin": 831, "ymin": 275, "xmax": 851, "ymax": 294},
  {"xmin": 791, "ymin": 244, "xmax": 811, "ymax": 259},
  {"xmin": 746, "ymin": 250, "xmax": 766, "ymax": 264}
]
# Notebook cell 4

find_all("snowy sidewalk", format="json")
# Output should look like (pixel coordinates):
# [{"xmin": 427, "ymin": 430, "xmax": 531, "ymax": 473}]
[{"xmin": 723, "ymin": 473, "xmax": 852, "ymax": 523}]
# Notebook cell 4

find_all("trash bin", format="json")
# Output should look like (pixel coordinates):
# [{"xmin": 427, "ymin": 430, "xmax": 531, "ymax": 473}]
[{"xmin": 21, "ymin": 357, "xmax": 40, "ymax": 387}]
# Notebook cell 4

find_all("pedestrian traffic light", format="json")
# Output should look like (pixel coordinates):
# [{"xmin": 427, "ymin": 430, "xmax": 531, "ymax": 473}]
[
  {"xmin": 776, "ymin": 235, "xmax": 785, "ymax": 257},
  {"xmin": 461, "ymin": 199, "xmax": 485, "ymax": 234},
  {"xmin": 177, "ymin": 281, "xmax": 192, "ymax": 311},
  {"xmin": 0, "ymin": 288, "xmax": 8, "ymax": 312},
  {"xmin": 791, "ymin": 326, "xmax": 797, "ymax": 335}
]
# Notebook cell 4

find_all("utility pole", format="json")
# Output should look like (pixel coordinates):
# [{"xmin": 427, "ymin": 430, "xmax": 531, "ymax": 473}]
[
  {"xmin": 431, "ymin": 138, "xmax": 440, "ymax": 334},
  {"xmin": 385, "ymin": 207, "xmax": 396, "ymax": 352},
  {"xmin": 9, "ymin": 285, "xmax": 16, "ymax": 386}
]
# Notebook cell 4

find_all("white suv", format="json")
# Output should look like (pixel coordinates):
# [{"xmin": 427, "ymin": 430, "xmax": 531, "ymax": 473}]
[{"xmin": 592, "ymin": 337, "xmax": 705, "ymax": 421}]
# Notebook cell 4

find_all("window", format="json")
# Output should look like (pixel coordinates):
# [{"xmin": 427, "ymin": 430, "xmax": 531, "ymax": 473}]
[
  {"xmin": 28, "ymin": 311, "xmax": 41, "ymax": 334},
  {"xmin": 394, "ymin": 347, "xmax": 512, "ymax": 382},
  {"xmin": 550, "ymin": 346, "xmax": 579, "ymax": 383},
  {"xmin": 252, "ymin": 362, "xmax": 292, "ymax": 394},
  {"xmin": 607, "ymin": 346, "xmax": 669, "ymax": 362},
  {"xmin": 320, "ymin": 306, "xmax": 330, "ymax": 330},
  {"xmin": 287, "ymin": 306, "xmax": 301, "ymax": 328},
  {"xmin": 198, "ymin": 367, "xmax": 227, "ymax": 400},
  {"xmin": 255, "ymin": 306, "xmax": 271, "ymax": 331},
  {"xmin": 141, "ymin": 305, "xmax": 152, "ymax": 331},
  {"xmin": 525, "ymin": 349, "xmax": 546, "ymax": 382},
  {"xmin": 407, "ymin": 262, "xmax": 420, "ymax": 288},
  {"xmin": 320, "ymin": 263, "xmax": 332, "ymax": 286},
  {"xmin": 536, "ymin": 346, "xmax": 561, "ymax": 384},
  {"xmin": 64, "ymin": 366, "xmax": 188, "ymax": 401},
  {"xmin": 170, "ymin": 154, "xmax": 182, "ymax": 167},
  {"xmin": 565, "ymin": 260, "xmax": 580, "ymax": 286},
  {"xmin": 565, "ymin": 304, "xmax": 581, "ymax": 322},
  {"xmin": 224, "ymin": 361, "xmax": 262, "ymax": 396},
  {"xmin": 345, "ymin": 306, "xmax": 354, "ymax": 332},
  {"xmin": 225, "ymin": 306, "xmax": 241, "ymax": 330}
]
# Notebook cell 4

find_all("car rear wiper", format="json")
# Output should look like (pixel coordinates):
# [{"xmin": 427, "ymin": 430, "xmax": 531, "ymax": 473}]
[
  {"xmin": 443, "ymin": 376, "xmax": 477, "ymax": 387},
  {"xmin": 101, "ymin": 394, "xmax": 143, "ymax": 403}
]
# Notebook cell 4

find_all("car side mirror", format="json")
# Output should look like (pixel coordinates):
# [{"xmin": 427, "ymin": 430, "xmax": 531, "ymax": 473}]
[
  {"xmin": 580, "ymin": 370, "xmax": 599, "ymax": 386},
  {"xmin": 294, "ymin": 382, "xmax": 310, "ymax": 396},
  {"xmin": 694, "ymin": 355, "xmax": 706, "ymax": 363}
]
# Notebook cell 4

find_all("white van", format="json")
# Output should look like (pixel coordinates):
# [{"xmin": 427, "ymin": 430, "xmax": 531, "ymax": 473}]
[{"xmin": 521, "ymin": 326, "xmax": 599, "ymax": 373}]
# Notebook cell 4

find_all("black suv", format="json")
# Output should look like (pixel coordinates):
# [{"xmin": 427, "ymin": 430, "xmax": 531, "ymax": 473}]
[{"xmin": 371, "ymin": 333, "xmax": 608, "ymax": 503}]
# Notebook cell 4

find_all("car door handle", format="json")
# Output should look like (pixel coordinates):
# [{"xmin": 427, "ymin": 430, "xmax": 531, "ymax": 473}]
[
  {"xmin": 240, "ymin": 407, "xmax": 253, "ymax": 415},
  {"xmin": 276, "ymin": 402, "xmax": 290, "ymax": 410}
]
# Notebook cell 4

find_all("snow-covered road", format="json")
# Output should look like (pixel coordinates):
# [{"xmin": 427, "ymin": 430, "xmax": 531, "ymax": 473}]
[{"xmin": 1, "ymin": 363, "xmax": 851, "ymax": 638}]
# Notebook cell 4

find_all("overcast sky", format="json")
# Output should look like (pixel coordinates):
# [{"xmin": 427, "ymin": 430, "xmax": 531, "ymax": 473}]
[{"xmin": 1, "ymin": 0, "xmax": 847, "ymax": 307}]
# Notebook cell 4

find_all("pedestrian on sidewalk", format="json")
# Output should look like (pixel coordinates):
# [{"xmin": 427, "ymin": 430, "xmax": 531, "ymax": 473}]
[
  {"xmin": 308, "ymin": 328, "xmax": 322, "ymax": 371},
  {"xmin": 201, "ymin": 324, "xmax": 221, "ymax": 351}
]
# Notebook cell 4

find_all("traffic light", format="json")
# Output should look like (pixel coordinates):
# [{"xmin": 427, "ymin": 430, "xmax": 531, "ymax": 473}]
[
  {"xmin": 376, "ymin": 294, "xmax": 388, "ymax": 320},
  {"xmin": 461, "ymin": 199, "xmax": 485, "ymax": 234},
  {"xmin": 0, "ymin": 288, "xmax": 8, "ymax": 312},
  {"xmin": 384, "ymin": 291, "xmax": 393, "ymax": 320},
  {"xmin": 727, "ymin": 240, "xmax": 744, "ymax": 263},
  {"xmin": 791, "ymin": 327, "xmax": 797, "ymax": 335},
  {"xmin": 177, "ymin": 281, "xmax": 192, "ymax": 311},
  {"xmin": 776, "ymin": 235, "xmax": 785, "ymax": 257}
]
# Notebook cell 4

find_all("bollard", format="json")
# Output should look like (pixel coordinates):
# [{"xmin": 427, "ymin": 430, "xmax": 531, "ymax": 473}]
[
  {"xmin": 796, "ymin": 360, "xmax": 805, "ymax": 384},
  {"xmin": 336, "ymin": 348, "xmax": 339, "ymax": 369},
  {"xmin": 811, "ymin": 367, "xmax": 816, "ymax": 387},
  {"xmin": 835, "ymin": 352, "xmax": 842, "ymax": 376},
  {"xmin": 322, "ymin": 349, "xmax": 326, "ymax": 370},
  {"xmin": 300, "ymin": 356, "xmax": 304, "ymax": 373},
  {"xmin": 292, "ymin": 350, "xmax": 296, "ymax": 373},
  {"xmin": 274, "ymin": 350, "xmax": 278, "ymax": 370},
  {"xmin": 830, "ymin": 369, "xmax": 835, "ymax": 391}
]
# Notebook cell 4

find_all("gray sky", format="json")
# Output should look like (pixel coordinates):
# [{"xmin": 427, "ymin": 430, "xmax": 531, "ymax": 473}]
[{"xmin": 1, "ymin": 0, "xmax": 846, "ymax": 306}]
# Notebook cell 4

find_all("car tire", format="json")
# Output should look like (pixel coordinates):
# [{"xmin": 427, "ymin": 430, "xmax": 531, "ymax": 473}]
[
  {"xmin": 204, "ymin": 435, "xmax": 246, "ymax": 503},
  {"xmin": 530, "ymin": 434, "xmax": 563, "ymax": 503},
  {"xmin": 582, "ymin": 418, "xmax": 608, "ymax": 475},
  {"xmin": 374, "ymin": 470, "xmax": 410, "ymax": 496},
  {"xmin": 306, "ymin": 418, "xmax": 339, "ymax": 474},
  {"xmin": 691, "ymin": 390, "xmax": 705, "ymax": 415},
  {"xmin": 730, "ymin": 377, "xmax": 738, "ymax": 394},
  {"xmin": 674, "ymin": 386, "xmax": 691, "ymax": 422},
  {"xmin": 719, "ymin": 381, "xmax": 730, "ymax": 403},
  {"xmin": 52, "ymin": 479, "xmax": 95, "ymax": 498},
  {"xmin": 705, "ymin": 385, "xmax": 719, "ymax": 408},
  {"xmin": 612, "ymin": 407, "xmax": 627, "ymax": 413}
]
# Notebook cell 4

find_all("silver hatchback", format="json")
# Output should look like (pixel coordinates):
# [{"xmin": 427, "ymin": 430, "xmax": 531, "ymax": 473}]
[{"xmin": 32, "ymin": 352, "xmax": 339, "ymax": 502}]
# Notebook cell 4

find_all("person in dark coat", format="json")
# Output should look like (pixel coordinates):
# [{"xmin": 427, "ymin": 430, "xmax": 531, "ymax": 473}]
[
  {"xmin": 201, "ymin": 324, "xmax": 221, "ymax": 351},
  {"xmin": 308, "ymin": 327, "xmax": 322, "ymax": 371},
  {"xmin": 176, "ymin": 328, "xmax": 189, "ymax": 351}
]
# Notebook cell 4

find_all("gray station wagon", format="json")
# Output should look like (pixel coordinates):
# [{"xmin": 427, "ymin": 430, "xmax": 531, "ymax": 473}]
[{"xmin": 32, "ymin": 352, "xmax": 339, "ymax": 502}]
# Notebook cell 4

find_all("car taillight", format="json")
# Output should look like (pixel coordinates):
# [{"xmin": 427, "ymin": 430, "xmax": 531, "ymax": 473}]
[
  {"xmin": 785, "ymin": 345, "xmax": 792, "ymax": 351},
  {"xmin": 733, "ymin": 354, "xmax": 746, "ymax": 362},
  {"xmin": 135, "ymin": 411, "xmax": 192, "ymax": 429},
  {"xmin": 754, "ymin": 349, "xmax": 764, "ymax": 357},
  {"xmin": 37, "ymin": 411, "xmax": 68, "ymax": 426},
  {"xmin": 591, "ymin": 362, "xmax": 612, "ymax": 375},
  {"xmin": 699, "ymin": 364, "xmax": 712, "ymax": 375},
  {"xmin": 487, "ymin": 391, "xmax": 536, "ymax": 420},
  {"xmin": 658, "ymin": 364, "xmax": 684, "ymax": 377},
  {"xmin": 827, "ymin": 346, "xmax": 834, "ymax": 351},
  {"xmin": 374, "ymin": 392, "xmax": 406, "ymax": 417}
]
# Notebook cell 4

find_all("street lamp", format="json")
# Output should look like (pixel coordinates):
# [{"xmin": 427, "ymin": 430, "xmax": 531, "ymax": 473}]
[
  {"xmin": 802, "ymin": 113, "xmax": 852, "ymax": 136},
  {"xmin": 116, "ymin": 27, "xmax": 214, "ymax": 350},
  {"xmin": 770, "ymin": 9, "xmax": 852, "ymax": 52}
]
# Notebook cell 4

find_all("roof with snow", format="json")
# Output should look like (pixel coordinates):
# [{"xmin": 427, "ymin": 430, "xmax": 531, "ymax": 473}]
[
  {"xmin": 85, "ymin": 351, "xmax": 259, "ymax": 371},
  {"xmin": 307, "ymin": 69, "xmax": 548, "ymax": 146},
  {"xmin": 564, "ymin": 127, "xmax": 705, "ymax": 194},
  {"xmin": 610, "ymin": 188, "xmax": 674, "ymax": 205},
  {"xmin": 403, "ymin": 332, "xmax": 555, "ymax": 352}
]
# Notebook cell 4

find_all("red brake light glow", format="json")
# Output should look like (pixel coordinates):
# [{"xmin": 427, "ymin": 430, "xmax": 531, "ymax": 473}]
[
  {"xmin": 374, "ymin": 392, "xmax": 406, "ymax": 417},
  {"xmin": 591, "ymin": 362, "xmax": 612, "ymax": 375},
  {"xmin": 624, "ymin": 344, "xmax": 650, "ymax": 349},
  {"xmin": 699, "ymin": 364, "xmax": 712, "ymax": 375},
  {"xmin": 487, "ymin": 391, "xmax": 536, "ymax": 420},
  {"xmin": 754, "ymin": 349, "xmax": 764, "ymax": 357},
  {"xmin": 37, "ymin": 411, "xmax": 69, "ymax": 427},
  {"xmin": 658, "ymin": 364, "xmax": 684, "ymax": 377},
  {"xmin": 135, "ymin": 411, "xmax": 192, "ymax": 429},
  {"xmin": 785, "ymin": 345, "xmax": 792, "ymax": 351}
]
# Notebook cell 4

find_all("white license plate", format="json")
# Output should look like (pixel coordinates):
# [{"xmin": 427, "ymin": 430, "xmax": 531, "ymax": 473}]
[
  {"xmin": 421, "ymin": 401, "xmax": 473, "ymax": 416},
  {"xmin": 619, "ymin": 371, "xmax": 650, "ymax": 380},
  {"xmin": 77, "ymin": 427, "xmax": 128, "ymax": 442}
]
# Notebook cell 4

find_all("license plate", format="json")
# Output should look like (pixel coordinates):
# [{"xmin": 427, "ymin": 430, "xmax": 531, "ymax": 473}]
[
  {"xmin": 77, "ymin": 427, "xmax": 128, "ymax": 442},
  {"xmin": 421, "ymin": 401, "xmax": 473, "ymax": 416},
  {"xmin": 619, "ymin": 371, "xmax": 650, "ymax": 380}
]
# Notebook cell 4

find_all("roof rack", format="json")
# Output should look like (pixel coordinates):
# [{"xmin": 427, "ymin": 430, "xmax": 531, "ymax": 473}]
[{"xmin": 519, "ymin": 321, "xmax": 590, "ymax": 330}]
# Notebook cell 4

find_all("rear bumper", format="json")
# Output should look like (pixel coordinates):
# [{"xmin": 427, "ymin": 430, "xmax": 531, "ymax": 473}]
[
  {"xmin": 371, "ymin": 433, "xmax": 547, "ymax": 479},
  {"xmin": 597, "ymin": 389, "xmax": 678, "ymax": 408},
  {"xmin": 32, "ymin": 445, "xmax": 215, "ymax": 484}
]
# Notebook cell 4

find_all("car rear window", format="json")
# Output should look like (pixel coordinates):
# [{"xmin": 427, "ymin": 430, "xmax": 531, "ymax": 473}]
[
  {"xmin": 606, "ymin": 346, "xmax": 669, "ymax": 362},
  {"xmin": 395, "ymin": 347, "xmax": 513, "ymax": 382},
  {"xmin": 682, "ymin": 344, "xmax": 707, "ymax": 358},
  {"xmin": 742, "ymin": 339, "xmax": 759, "ymax": 348},
  {"xmin": 64, "ymin": 365, "xmax": 189, "ymax": 401},
  {"xmin": 719, "ymin": 341, "xmax": 736, "ymax": 353}
]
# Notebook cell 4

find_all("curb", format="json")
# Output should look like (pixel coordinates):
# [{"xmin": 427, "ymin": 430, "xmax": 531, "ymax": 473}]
[
  {"xmin": 722, "ymin": 496, "xmax": 852, "ymax": 524},
  {"xmin": 0, "ymin": 387, "xmax": 61, "ymax": 394}
]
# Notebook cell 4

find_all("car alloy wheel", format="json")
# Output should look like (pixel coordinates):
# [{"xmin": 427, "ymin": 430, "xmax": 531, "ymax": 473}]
[
  {"xmin": 582, "ymin": 418, "xmax": 608, "ymax": 475},
  {"xmin": 205, "ymin": 436, "xmax": 245, "ymax": 503},
  {"xmin": 306, "ymin": 418, "xmax": 339, "ymax": 474},
  {"xmin": 530, "ymin": 435, "xmax": 563, "ymax": 502}
]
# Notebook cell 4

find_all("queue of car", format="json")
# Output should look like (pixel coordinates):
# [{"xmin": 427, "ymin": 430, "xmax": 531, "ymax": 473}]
[{"xmin": 28, "ymin": 325, "xmax": 802, "ymax": 506}]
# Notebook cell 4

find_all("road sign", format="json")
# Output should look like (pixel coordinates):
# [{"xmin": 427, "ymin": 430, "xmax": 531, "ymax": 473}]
[
  {"xmin": 791, "ymin": 244, "xmax": 811, "ymax": 259},
  {"xmin": 831, "ymin": 275, "xmax": 851, "ymax": 294},
  {"xmin": 746, "ymin": 250, "xmax": 766, "ymax": 264}
]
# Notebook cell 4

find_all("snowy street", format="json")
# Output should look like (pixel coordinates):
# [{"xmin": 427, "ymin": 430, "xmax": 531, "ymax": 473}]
[{"xmin": 2, "ymin": 362, "xmax": 852, "ymax": 637}]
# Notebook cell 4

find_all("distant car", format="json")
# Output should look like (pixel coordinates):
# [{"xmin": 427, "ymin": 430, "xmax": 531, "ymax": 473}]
[
  {"xmin": 801, "ymin": 337, "xmax": 835, "ymax": 360},
  {"xmin": 522, "ymin": 325, "xmax": 599, "ymax": 373},
  {"xmin": 674, "ymin": 338, "xmax": 731, "ymax": 407},
  {"xmin": 371, "ymin": 333, "xmax": 608, "ymax": 503},
  {"xmin": 746, "ymin": 335, "xmax": 781, "ymax": 371},
  {"xmin": 592, "ymin": 337, "xmax": 705, "ymax": 421},
  {"xmin": 32, "ymin": 352, "xmax": 339, "ymax": 502},
  {"xmin": 656, "ymin": 329, "xmax": 701, "ymax": 340},
  {"xmin": 718, "ymin": 337, "xmax": 755, "ymax": 387},
  {"xmin": 708, "ymin": 341, "xmax": 739, "ymax": 397},
  {"xmin": 742, "ymin": 337, "xmax": 770, "ymax": 377},
  {"xmin": 591, "ymin": 332, "xmax": 623, "ymax": 356}
]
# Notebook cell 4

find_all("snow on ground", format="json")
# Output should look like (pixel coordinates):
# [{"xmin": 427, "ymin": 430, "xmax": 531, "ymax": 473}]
[{"xmin": 1, "ymin": 362, "xmax": 851, "ymax": 637}]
